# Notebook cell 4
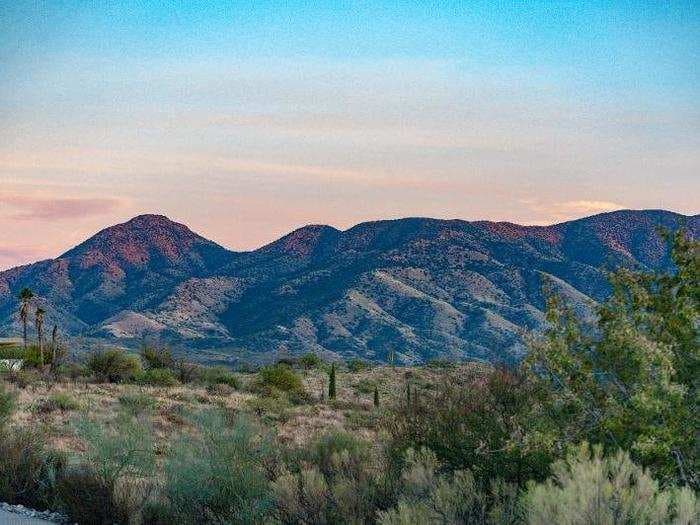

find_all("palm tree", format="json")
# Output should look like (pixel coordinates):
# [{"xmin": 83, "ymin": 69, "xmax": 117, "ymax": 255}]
[
  {"xmin": 35, "ymin": 307, "xmax": 45, "ymax": 367},
  {"xmin": 18, "ymin": 288, "xmax": 34, "ymax": 350}
]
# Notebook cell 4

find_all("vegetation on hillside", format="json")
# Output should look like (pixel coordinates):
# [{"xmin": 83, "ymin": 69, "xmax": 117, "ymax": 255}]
[{"xmin": 0, "ymin": 232, "xmax": 697, "ymax": 524}]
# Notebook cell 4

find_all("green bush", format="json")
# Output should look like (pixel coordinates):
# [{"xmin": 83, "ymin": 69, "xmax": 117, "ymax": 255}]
[
  {"xmin": 118, "ymin": 391, "xmax": 157, "ymax": 416},
  {"xmin": 0, "ymin": 428, "xmax": 65, "ymax": 509},
  {"xmin": 385, "ymin": 368, "xmax": 553, "ymax": 485},
  {"xmin": 136, "ymin": 367, "xmax": 179, "ymax": 387},
  {"xmin": 356, "ymin": 378, "xmax": 377, "ymax": 394},
  {"xmin": 22, "ymin": 344, "xmax": 54, "ymax": 368},
  {"xmin": 522, "ymin": 444, "xmax": 699, "ymax": 525},
  {"xmin": 198, "ymin": 366, "xmax": 240, "ymax": 389},
  {"xmin": 35, "ymin": 392, "xmax": 81, "ymax": 413},
  {"xmin": 141, "ymin": 345, "xmax": 175, "ymax": 370},
  {"xmin": 274, "ymin": 431, "xmax": 391, "ymax": 523},
  {"xmin": 0, "ymin": 346, "xmax": 24, "ymax": 359},
  {"xmin": 3, "ymin": 369, "xmax": 42, "ymax": 389},
  {"xmin": 244, "ymin": 395, "xmax": 292, "ymax": 423},
  {"xmin": 163, "ymin": 411, "xmax": 275, "ymax": 524},
  {"xmin": 347, "ymin": 359, "xmax": 369, "ymax": 373},
  {"xmin": 299, "ymin": 352, "xmax": 322, "ymax": 370},
  {"xmin": 0, "ymin": 383, "xmax": 16, "ymax": 425},
  {"xmin": 86, "ymin": 349, "xmax": 142, "ymax": 383},
  {"xmin": 258, "ymin": 364, "xmax": 304, "ymax": 397},
  {"xmin": 377, "ymin": 448, "xmax": 519, "ymax": 525}
]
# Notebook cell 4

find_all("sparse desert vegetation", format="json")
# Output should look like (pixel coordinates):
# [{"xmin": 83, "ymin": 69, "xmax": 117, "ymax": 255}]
[{"xmin": 0, "ymin": 233, "xmax": 697, "ymax": 524}]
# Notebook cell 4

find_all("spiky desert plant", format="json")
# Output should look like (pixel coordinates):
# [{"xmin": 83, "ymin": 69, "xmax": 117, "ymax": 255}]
[
  {"xmin": 328, "ymin": 364, "xmax": 336, "ymax": 400},
  {"xmin": 18, "ymin": 288, "xmax": 33, "ymax": 350},
  {"xmin": 373, "ymin": 386, "xmax": 380, "ymax": 408}
]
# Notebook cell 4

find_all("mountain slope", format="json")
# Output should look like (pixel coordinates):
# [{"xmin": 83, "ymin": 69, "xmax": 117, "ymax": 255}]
[{"xmin": 0, "ymin": 210, "xmax": 696, "ymax": 364}]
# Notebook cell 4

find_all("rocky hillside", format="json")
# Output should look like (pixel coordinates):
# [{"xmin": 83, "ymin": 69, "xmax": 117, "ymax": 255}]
[{"xmin": 0, "ymin": 210, "xmax": 696, "ymax": 364}]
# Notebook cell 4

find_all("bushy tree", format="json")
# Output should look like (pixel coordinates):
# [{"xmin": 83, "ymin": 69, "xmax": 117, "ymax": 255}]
[
  {"xmin": 86, "ymin": 349, "xmax": 142, "ymax": 383},
  {"xmin": 386, "ymin": 367, "xmax": 554, "ymax": 485},
  {"xmin": 525, "ymin": 232, "xmax": 699, "ymax": 486}
]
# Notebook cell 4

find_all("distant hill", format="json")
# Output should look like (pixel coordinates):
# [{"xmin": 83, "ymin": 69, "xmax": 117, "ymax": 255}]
[{"xmin": 0, "ymin": 210, "xmax": 696, "ymax": 364}]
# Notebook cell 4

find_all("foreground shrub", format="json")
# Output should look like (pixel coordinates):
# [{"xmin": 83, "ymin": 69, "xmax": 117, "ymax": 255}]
[
  {"xmin": 58, "ymin": 413, "xmax": 156, "ymax": 524},
  {"xmin": 377, "ymin": 448, "xmax": 519, "ymax": 525},
  {"xmin": 257, "ymin": 364, "xmax": 305, "ymax": 398},
  {"xmin": 522, "ymin": 443, "xmax": 699, "ymax": 525},
  {"xmin": 136, "ymin": 367, "xmax": 178, "ymax": 387},
  {"xmin": 198, "ymin": 366, "xmax": 240, "ymax": 389},
  {"xmin": 0, "ymin": 428, "xmax": 64, "ymax": 509},
  {"xmin": 273, "ymin": 431, "xmax": 393, "ymax": 523},
  {"xmin": 22, "ymin": 344, "xmax": 55, "ymax": 368},
  {"xmin": 87, "ymin": 349, "xmax": 142, "ymax": 383},
  {"xmin": 0, "ymin": 382, "xmax": 16, "ymax": 425},
  {"xmin": 75, "ymin": 413, "xmax": 155, "ymax": 486},
  {"xmin": 118, "ymin": 391, "xmax": 157, "ymax": 416},
  {"xmin": 163, "ymin": 411, "xmax": 276, "ymax": 524},
  {"xmin": 386, "ymin": 367, "xmax": 553, "ymax": 485},
  {"xmin": 35, "ymin": 392, "xmax": 81, "ymax": 413}
]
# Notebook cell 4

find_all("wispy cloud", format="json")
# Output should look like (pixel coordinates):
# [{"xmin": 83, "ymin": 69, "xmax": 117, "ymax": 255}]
[
  {"xmin": 0, "ymin": 194, "xmax": 125, "ymax": 221},
  {"xmin": 522, "ymin": 199, "xmax": 627, "ymax": 224}
]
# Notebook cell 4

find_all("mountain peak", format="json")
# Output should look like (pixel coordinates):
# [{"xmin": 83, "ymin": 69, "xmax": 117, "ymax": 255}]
[{"xmin": 60, "ymin": 214, "xmax": 223, "ymax": 268}]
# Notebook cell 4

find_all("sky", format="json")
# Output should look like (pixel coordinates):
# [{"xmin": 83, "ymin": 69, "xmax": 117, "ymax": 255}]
[{"xmin": 1, "ymin": 1, "xmax": 698, "ymax": 269}]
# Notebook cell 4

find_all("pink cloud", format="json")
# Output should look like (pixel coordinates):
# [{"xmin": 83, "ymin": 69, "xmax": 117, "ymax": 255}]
[{"xmin": 0, "ymin": 195, "xmax": 125, "ymax": 221}]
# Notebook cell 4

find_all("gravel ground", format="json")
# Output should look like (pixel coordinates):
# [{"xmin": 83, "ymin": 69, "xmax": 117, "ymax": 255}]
[{"xmin": 0, "ymin": 503, "xmax": 70, "ymax": 524}]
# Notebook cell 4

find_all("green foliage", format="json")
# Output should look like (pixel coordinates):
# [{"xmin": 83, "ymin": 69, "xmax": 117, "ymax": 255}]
[
  {"xmin": 0, "ymin": 427, "xmax": 65, "ymax": 509},
  {"xmin": 86, "ymin": 349, "xmax": 142, "ymax": 383},
  {"xmin": 198, "ymin": 365, "xmax": 240, "ymax": 389},
  {"xmin": 23, "ymin": 344, "xmax": 55, "ymax": 368},
  {"xmin": 299, "ymin": 352, "xmax": 323, "ymax": 370},
  {"xmin": 273, "ymin": 431, "xmax": 390, "ymax": 523},
  {"xmin": 0, "ymin": 345, "xmax": 24, "ymax": 359},
  {"xmin": 522, "ymin": 443, "xmax": 699, "ymax": 525},
  {"xmin": 386, "ymin": 367, "xmax": 554, "ymax": 485},
  {"xmin": 0, "ymin": 382, "xmax": 16, "ymax": 425},
  {"xmin": 347, "ymin": 358, "xmax": 369, "ymax": 372},
  {"xmin": 329, "ymin": 363, "xmax": 337, "ymax": 399},
  {"xmin": 356, "ymin": 377, "xmax": 377, "ymax": 394},
  {"xmin": 524, "ymin": 232, "xmax": 699, "ymax": 485},
  {"xmin": 378, "ymin": 448, "xmax": 520, "ymax": 525},
  {"xmin": 140, "ymin": 345, "xmax": 175, "ymax": 370},
  {"xmin": 35, "ymin": 392, "xmax": 81, "ymax": 413},
  {"xmin": 163, "ymin": 411, "xmax": 275, "ymax": 524},
  {"xmin": 136, "ymin": 367, "xmax": 179, "ymax": 387},
  {"xmin": 118, "ymin": 391, "xmax": 157, "ymax": 416},
  {"xmin": 258, "ymin": 363, "xmax": 304, "ymax": 397},
  {"xmin": 75, "ymin": 412, "xmax": 155, "ymax": 486},
  {"xmin": 244, "ymin": 395, "xmax": 292, "ymax": 423}
]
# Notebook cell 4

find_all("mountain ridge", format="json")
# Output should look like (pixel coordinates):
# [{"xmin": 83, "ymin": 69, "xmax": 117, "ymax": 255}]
[{"xmin": 0, "ymin": 209, "xmax": 696, "ymax": 364}]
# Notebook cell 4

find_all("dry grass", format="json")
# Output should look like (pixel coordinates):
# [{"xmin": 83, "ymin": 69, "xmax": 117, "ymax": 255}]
[{"xmin": 3, "ymin": 362, "xmax": 486, "ymax": 453}]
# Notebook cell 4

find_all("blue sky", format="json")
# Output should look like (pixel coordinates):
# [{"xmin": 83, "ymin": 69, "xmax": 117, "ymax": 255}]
[{"xmin": 0, "ymin": 1, "xmax": 698, "ymax": 268}]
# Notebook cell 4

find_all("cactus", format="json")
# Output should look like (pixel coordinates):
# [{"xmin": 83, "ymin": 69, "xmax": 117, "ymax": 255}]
[{"xmin": 373, "ymin": 386, "xmax": 379, "ymax": 408}]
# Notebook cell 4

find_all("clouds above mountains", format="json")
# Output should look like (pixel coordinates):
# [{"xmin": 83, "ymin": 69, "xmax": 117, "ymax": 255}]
[{"xmin": 0, "ymin": 194, "xmax": 124, "ymax": 221}]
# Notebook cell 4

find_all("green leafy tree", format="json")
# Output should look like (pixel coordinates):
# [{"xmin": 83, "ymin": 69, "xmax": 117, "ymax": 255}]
[{"xmin": 525, "ymin": 231, "xmax": 699, "ymax": 486}]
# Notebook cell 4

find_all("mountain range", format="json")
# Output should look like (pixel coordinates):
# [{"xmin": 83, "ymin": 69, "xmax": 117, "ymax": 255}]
[{"xmin": 0, "ymin": 210, "xmax": 697, "ymax": 364}]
